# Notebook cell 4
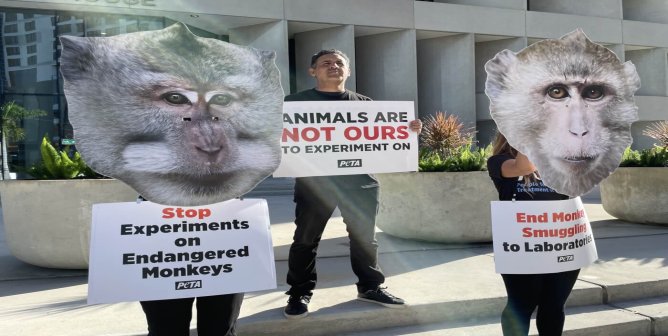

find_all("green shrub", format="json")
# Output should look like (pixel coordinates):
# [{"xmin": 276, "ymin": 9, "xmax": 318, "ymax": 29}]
[
  {"xmin": 419, "ymin": 144, "xmax": 492, "ymax": 172},
  {"xmin": 26, "ymin": 135, "xmax": 105, "ymax": 179},
  {"xmin": 619, "ymin": 146, "xmax": 668, "ymax": 167},
  {"xmin": 418, "ymin": 111, "xmax": 490, "ymax": 172}
]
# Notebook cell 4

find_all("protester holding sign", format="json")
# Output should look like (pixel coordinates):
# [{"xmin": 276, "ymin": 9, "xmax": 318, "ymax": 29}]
[
  {"xmin": 488, "ymin": 132, "xmax": 581, "ymax": 336},
  {"xmin": 283, "ymin": 49, "xmax": 421, "ymax": 319}
]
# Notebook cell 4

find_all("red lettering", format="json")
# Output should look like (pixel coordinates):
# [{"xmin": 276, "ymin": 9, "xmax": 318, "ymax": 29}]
[
  {"xmin": 161, "ymin": 207, "xmax": 212, "ymax": 219},
  {"xmin": 396, "ymin": 125, "xmax": 409, "ymax": 139},
  {"xmin": 162, "ymin": 207, "xmax": 175, "ymax": 219},
  {"xmin": 282, "ymin": 127, "xmax": 336, "ymax": 142},
  {"xmin": 516, "ymin": 213, "xmax": 526, "ymax": 223},
  {"xmin": 522, "ymin": 227, "xmax": 532, "ymax": 237},
  {"xmin": 344, "ymin": 126, "xmax": 362, "ymax": 140}
]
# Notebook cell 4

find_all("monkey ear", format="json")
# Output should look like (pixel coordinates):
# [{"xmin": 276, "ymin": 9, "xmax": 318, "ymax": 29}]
[
  {"xmin": 484, "ymin": 49, "xmax": 518, "ymax": 100},
  {"xmin": 59, "ymin": 36, "xmax": 96, "ymax": 82},
  {"xmin": 622, "ymin": 61, "xmax": 641, "ymax": 94}
]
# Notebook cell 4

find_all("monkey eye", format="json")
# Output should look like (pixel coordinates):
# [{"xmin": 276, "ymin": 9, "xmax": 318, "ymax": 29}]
[
  {"xmin": 162, "ymin": 92, "xmax": 191, "ymax": 105},
  {"xmin": 209, "ymin": 94, "xmax": 233, "ymax": 107},
  {"xmin": 546, "ymin": 86, "xmax": 569, "ymax": 99},
  {"xmin": 582, "ymin": 86, "xmax": 604, "ymax": 100}
]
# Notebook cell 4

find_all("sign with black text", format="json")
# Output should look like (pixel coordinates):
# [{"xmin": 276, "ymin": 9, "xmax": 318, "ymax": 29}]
[
  {"xmin": 273, "ymin": 101, "xmax": 418, "ymax": 177},
  {"xmin": 491, "ymin": 197, "xmax": 598, "ymax": 274},
  {"xmin": 88, "ymin": 199, "xmax": 276, "ymax": 304}
]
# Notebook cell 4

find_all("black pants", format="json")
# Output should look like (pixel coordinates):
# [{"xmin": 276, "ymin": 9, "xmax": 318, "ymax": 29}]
[
  {"xmin": 501, "ymin": 269, "xmax": 580, "ymax": 336},
  {"xmin": 140, "ymin": 293, "xmax": 243, "ymax": 336},
  {"xmin": 286, "ymin": 176, "xmax": 385, "ymax": 296}
]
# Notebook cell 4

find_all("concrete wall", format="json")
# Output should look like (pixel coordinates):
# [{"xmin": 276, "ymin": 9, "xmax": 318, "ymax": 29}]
[
  {"xmin": 356, "ymin": 30, "xmax": 418, "ymax": 111},
  {"xmin": 626, "ymin": 48, "xmax": 668, "ymax": 96},
  {"xmin": 230, "ymin": 21, "xmax": 290, "ymax": 93},
  {"xmin": 416, "ymin": 33, "xmax": 475, "ymax": 126},
  {"xmin": 623, "ymin": 0, "xmax": 668, "ymax": 24},
  {"xmin": 529, "ymin": 0, "xmax": 623, "ymax": 19}
]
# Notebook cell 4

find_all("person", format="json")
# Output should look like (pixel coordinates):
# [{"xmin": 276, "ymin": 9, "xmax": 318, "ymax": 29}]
[
  {"xmin": 140, "ymin": 294, "xmax": 243, "ymax": 336},
  {"xmin": 283, "ymin": 49, "xmax": 422, "ymax": 319},
  {"xmin": 487, "ymin": 132, "xmax": 580, "ymax": 336}
]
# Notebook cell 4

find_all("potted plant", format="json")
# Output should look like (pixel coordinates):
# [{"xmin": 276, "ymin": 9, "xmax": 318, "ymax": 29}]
[
  {"xmin": 375, "ymin": 112, "xmax": 497, "ymax": 243},
  {"xmin": 600, "ymin": 121, "xmax": 668, "ymax": 224},
  {"xmin": 0, "ymin": 136, "xmax": 137, "ymax": 269}
]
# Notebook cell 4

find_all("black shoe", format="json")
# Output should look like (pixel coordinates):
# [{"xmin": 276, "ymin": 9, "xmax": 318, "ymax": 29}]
[
  {"xmin": 284, "ymin": 293, "xmax": 311, "ymax": 319},
  {"xmin": 357, "ymin": 287, "xmax": 405, "ymax": 308}
]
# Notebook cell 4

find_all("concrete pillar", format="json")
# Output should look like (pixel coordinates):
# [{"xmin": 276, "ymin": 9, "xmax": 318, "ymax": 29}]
[
  {"xmin": 433, "ymin": 0, "xmax": 526, "ymax": 10},
  {"xmin": 355, "ymin": 29, "xmax": 418, "ymax": 113},
  {"xmin": 623, "ymin": 0, "xmax": 668, "ymax": 24},
  {"xmin": 529, "ymin": 0, "xmax": 622, "ymax": 19},
  {"xmin": 474, "ymin": 37, "xmax": 527, "ymax": 145},
  {"xmin": 293, "ymin": 25, "xmax": 355, "ymax": 92},
  {"xmin": 607, "ymin": 44, "xmax": 625, "ymax": 62},
  {"xmin": 625, "ymin": 48, "xmax": 668, "ymax": 96},
  {"xmin": 229, "ymin": 20, "xmax": 290, "ymax": 95},
  {"xmin": 416, "ymin": 33, "xmax": 476, "ymax": 127}
]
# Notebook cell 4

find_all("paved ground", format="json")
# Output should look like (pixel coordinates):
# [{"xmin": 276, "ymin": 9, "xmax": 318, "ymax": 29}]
[{"xmin": 1, "ymin": 185, "xmax": 668, "ymax": 335}]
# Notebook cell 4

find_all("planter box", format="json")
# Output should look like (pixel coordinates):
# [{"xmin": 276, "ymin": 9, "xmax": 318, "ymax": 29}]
[
  {"xmin": 376, "ymin": 171, "xmax": 497, "ymax": 243},
  {"xmin": 600, "ymin": 167, "xmax": 668, "ymax": 224},
  {"xmin": 0, "ymin": 179, "xmax": 138, "ymax": 269}
]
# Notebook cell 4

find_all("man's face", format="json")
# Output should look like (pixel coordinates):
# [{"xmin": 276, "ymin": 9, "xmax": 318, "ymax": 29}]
[{"xmin": 309, "ymin": 53, "xmax": 350, "ymax": 86}]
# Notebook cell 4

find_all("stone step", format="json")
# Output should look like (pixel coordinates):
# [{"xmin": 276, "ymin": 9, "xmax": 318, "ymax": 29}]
[
  {"xmin": 337, "ymin": 303, "xmax": 657, "ymax": 336},
  {"xmin": 232, "ymin": 246, "xmax": 668, "ymax": 336}
]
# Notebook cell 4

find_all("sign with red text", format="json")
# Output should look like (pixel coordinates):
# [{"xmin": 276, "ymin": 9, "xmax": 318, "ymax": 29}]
[
  {"xmin": 491, "ymin": 197, "xmax": 597, "ymax": 274},
  {"xmin": 273, "ymin": 101, "xmax": 418, "ymax": 177},
  {"xmin": 88, "ymin": 199, "xmax": 276, "ymax": 304}
]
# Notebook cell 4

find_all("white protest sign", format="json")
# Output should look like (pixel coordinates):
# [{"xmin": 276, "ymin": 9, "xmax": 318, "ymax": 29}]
[
  {"xmin": 88, "ymin": 199, "xmax": 276, "ymax": 304},
  {"xmin": 491, "ymin": 197, "xmax": 598, "ymax": 274},
  {"xmin": 273, "ymin": 101, "xmax": 418, "ymax": 177}
]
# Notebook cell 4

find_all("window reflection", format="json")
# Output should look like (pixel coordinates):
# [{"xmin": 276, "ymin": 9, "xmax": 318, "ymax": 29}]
[{"xmin": 0, "ymin": 7, "xmax": 219, "ymax": 177}]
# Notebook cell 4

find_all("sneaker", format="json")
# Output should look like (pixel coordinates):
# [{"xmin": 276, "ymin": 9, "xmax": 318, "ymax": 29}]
[
  {"xmin": 357, "ymin": 287, "xmax": 405, "ymax": 308},
  {"xmin": 284, "ymin": 294, "xmax": 311, "ymax": 319}
]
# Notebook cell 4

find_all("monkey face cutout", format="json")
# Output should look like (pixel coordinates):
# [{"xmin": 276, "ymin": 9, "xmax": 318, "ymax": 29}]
[
  {"xmin": 59, "ymin": 23, "xmax": 284, "ymax": 206},
  {"xmin": 485, "ymin": 29, "xmax": 640, "ymax": 197}
]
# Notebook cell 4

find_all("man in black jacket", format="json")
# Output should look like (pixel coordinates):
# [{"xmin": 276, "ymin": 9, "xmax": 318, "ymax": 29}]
[{"xmin": 283, "ymin": 49, "xmax": 422, "ymax": 319}]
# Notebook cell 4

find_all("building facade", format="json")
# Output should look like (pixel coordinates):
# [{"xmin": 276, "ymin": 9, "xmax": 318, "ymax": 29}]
[{"xmin": 1, "ymin": 0, "xmax": 667, "ymax": 173}]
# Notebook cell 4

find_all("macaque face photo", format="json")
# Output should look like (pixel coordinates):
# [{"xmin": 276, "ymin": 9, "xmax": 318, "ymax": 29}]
[
  {"xmin": 485, "ymin": 29, "xmax": 640, "ymax": 197},
  {"xmin": 59, "ymin": 23, "xmax": 284, "ymax": 206}
]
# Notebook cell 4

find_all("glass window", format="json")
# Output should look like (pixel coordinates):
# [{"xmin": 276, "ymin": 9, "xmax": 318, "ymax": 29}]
[
  {"xmin": 0, "ymin": 8, "xmax": 215, "ymax": 176},
  {"xmin": 5, "ymin": 24, "xmax": 18, "ymax": 33},
  {"xmin": 25, "ymin": 21, "xmax": 36, "ymax": 31},
  {"xmin": 25, "ymin": 32, "xmax": 37, "ymax": 43},
  {"xmin": 58, "ymin": 24, "xmax": 71, "ymax": 34},
  {"xmin": 4, "ymin": 36, "xmax": 18, "ymax": 45},
  {"xmin": 6, "ymin": 47, "xmax": 20, "ymax": 56}
]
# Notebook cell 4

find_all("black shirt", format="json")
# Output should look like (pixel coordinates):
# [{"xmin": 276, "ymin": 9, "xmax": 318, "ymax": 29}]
[{"xmin": 487, "ymin": 154, "xmax": 568, "ymax": 201}]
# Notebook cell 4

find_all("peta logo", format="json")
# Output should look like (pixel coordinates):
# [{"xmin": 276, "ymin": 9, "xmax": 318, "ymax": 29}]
[
  {"xmin": 557, "ymin": 255, "xmax": 574, "ymax": 263},
  {"xmin": 175, "ymin": 280, "xmax": 202, "ymax": 290},
  {"xmin": 338, "ymin": 159, "xmax": 362, "ymax": 168}
]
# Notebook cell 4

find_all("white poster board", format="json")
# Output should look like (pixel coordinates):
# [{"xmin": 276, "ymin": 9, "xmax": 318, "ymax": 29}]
[
  {"xmin": 273, "ymin": 101, "xmax": 418, "ymax": 177},
  {"xmin": 88, "ymin": 199, "xmax": 276, "ymax": 304},
  {"xmin": 491, "ymin": 197, "xmax": 598, "ymax": 274}
]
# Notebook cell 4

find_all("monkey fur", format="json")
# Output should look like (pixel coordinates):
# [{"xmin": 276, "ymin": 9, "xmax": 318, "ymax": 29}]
[
  {"xmin": 485, "ymin": 29, "xmax": 640, "ymax": 197},
  {"xmin": 59, "ymin": 23, "xmax": 284, "ymax": 206}
]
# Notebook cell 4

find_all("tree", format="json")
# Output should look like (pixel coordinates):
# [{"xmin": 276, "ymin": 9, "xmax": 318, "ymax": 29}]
[{"xmin": 0, "ymin": 101, "xmax": 47, "ymax": 179}]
